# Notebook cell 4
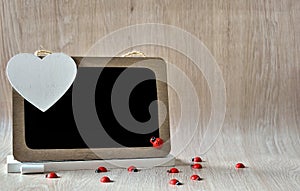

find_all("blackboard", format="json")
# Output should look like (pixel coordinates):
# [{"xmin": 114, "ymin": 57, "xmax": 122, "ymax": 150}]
[
  {"xmin": 13, "ymin": 57, "xmax": 170, "ymax": 162},
  {"xmin": 24, "ymin": 67, "xmax": 159, "ymax": 149}
]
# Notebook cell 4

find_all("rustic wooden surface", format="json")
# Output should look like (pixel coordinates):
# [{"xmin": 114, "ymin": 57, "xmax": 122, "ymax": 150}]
[{"xmin": 0, "ymin": 0, "xmax": 299, "ymax": 190}]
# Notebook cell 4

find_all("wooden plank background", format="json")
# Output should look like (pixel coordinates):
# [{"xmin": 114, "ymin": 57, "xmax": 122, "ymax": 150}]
[{"xmin": 0, "ymin": 0, "xmax": 299, "ymax": 190}]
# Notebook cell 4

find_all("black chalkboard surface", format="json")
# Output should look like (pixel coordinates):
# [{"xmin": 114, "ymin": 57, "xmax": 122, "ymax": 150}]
[{"xmin": 24, "ymin": 67, "xmax": 159, "ymax": 149}]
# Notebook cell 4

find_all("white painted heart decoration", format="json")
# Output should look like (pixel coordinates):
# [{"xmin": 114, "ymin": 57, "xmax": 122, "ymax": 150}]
[{"xmin": 6, "ymin": 53, "xmax": 77, "ymax": 112}]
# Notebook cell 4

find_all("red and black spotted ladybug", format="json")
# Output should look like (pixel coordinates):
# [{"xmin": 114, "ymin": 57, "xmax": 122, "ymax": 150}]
[
  {"xmin": 191, "ymin": 163, "xmax": 202, "ymax": 169},
  {"xmin": 95, "ymin": 166, "xmax": 108, "ymax": 173},
  {"xmin": 190, "ymin": 174, "xmax": 201, "ymax": 181},
  {"xmin": 192, "ymin": 156, "xmax": 202, "ymax": 162},
  {"xmin": 150, "ymin": 136, "xmax": 164, "ymax": 148},
  {"xmin": 45, "ymin": 172, "xmax": 59, "ymax": 178},
  {"xmin": 167, "ymin": 167, "xmax": 179, "ymax": 173},
  {"xmin": 169, "ymin": 179, "xmax": 182, "ymax": 185},
  {"xmin": 127, "ymin": 166, "xmax": 138, "ymax": 172},
  {"xmin": 235, "ymin": 163, "xmax": 245, "ymax": 168},
  {"xmin": 100, "ymin": 176, "xmax": 111, "ymax": 183}
]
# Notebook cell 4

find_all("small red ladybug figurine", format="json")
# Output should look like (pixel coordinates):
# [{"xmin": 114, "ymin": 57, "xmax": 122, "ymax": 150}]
[
  {"xmin": 235, "ymin": 163, "xmax": 245, "ymax": 168},
  {"xmin": 150, "ymin": 136, "xmax": 164, "ymax": 148},
  {"xmin": 45, "ymin": 172, "xmax": 59, "ymax": 178},
  {"xmin": 167, "ymin": 167, "xmax": 179, "ymax": 173},
  {"xmin": 191, "ymin": 163, "xmax": 202, "ymax": 169},
  {"xmin": 95, "ymin": 166, "xmax": 108, "ymax": 173},
  {"xmin": 169, "ymin": 179, "xmax": 182, "ymax": 185},
  {"xmin": 100, "ymin": 176, "xmax": 111, "ymax": 183},
  {"xmin": 127, "ymin": 166, "xmax": 138, "ymax": 172},
  {"xmin": 190, "ymin": 174, "xmax": 201, "ymax": 181},
  {"xmin": 192, "ymin": 156, "xmax": 202, "ymax": 162}
]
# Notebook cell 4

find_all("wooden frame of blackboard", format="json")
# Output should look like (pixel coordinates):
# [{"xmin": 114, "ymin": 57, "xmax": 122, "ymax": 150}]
[{"xmin": 13, "ymin": 57, "xmax": 171, "ymax": 162}]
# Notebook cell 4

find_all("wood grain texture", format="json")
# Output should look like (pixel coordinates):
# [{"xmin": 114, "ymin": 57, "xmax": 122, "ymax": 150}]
[{"xmin": 0, "ymin": 0, "xmax": 299, "ymax": 190}]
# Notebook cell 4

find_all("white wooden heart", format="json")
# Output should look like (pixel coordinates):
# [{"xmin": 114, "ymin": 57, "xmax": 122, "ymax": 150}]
[{"xmin": 6, "ymin": 53, "xmax": 77, "ymax": 112}]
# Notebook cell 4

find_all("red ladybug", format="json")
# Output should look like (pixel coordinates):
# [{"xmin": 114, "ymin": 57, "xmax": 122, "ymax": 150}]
[
  {"xmin": 127, "ymin": 166, "xmax": 138, "ymax": 172},
  {"xmin": 150, "ymin": 136, "xmax": 164, "ymax": 148},
  {"xmin": 169, "ymin": 179, "xmax": 182, "ymax": 185},
  {"xmin": 191, "ymin": 164, "xmax": 202, "ymax": 169},
  {"xmin": 167, "ymin": 167, "xmax": 179, "ymax": 173},
  {"xmin": 192, "ymin": 156, "xmax": 202, "ymax": 162},
  {"xmin": 100, "ymin": 176, "xmax": 111, "ymax": 183},
  {"xmin": 235, "ymin": 163, "xmax": 245, "ymax": 168},
  {"xmin": 95, "ymin": 166, "xmax": 108, "ymax": 173},
  {"xmin": 190, "ymin": 174, "xmax": 201, "ymax": 181},
  {"xmin": 45, "ymin": 172, "xmax": 59, "ymax": 178}
]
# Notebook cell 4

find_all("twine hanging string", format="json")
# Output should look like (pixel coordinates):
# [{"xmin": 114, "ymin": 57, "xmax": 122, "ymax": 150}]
[
  {"xmin": 34, "ymin": 46, "xmax": 52, "ymax": 57},
  {"xmin": 122, "ymin": 50, "xmax": 146, "ymax": 57},
  {"xmin": 34, "ymin": 48, "xmax": 146, "ymax": 57}
]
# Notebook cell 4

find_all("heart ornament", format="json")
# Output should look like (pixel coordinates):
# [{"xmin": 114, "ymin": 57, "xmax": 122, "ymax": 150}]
[{"xmin": 6, "ymin": 53, "xmax": 77, "ymax": 112}]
